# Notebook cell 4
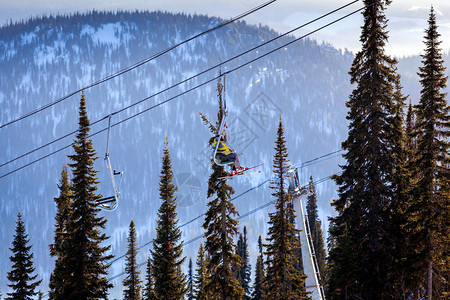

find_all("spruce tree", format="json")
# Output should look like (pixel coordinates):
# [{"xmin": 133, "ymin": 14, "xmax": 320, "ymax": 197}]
[
  {"xmin": 123, "ymin": 220, "xmax": 142, "ymax": 300},
  {"xmin": 64, "ymin": 91, "xmax": 113, "ymax": 299},
  {"xmin": 200, "ymin": 78, "xmax": 244, "ymax": 299},
  {"xmin": 264, "ymin": 118, "xmax": 307, "ymax": 299},
  {"xmin": 6, "ymin": 213, "xmax": 41, "ymax": 300},
  {"xmin": 328, "ymin": 0, "xmax": 405, "ymax": 298},
  {"xmin": 49, "ymin": 165, "xmax": 72, "ymax": 300},
  {"xmin": 143, "ymin": 256, "xmax": 156, "ymax": 300},
  {"xmin": 305, "ymin": 176, "xmax": 327, "ymax": 287},
  {"xmin": 408, "ymin": 7, "xmax": 450, "ymax": 299},
  {"xmin": 236, "ymin": 226, "xmax": 251, "ymax": 299},
  {"xmin": 151, "ymin": 138, "xmax": 187, "ymax": 299},
  {"xmin": 252, "ymin": 236, "xmax": 265, "ymax": 300},
  {"xmin": 194, "ymin": 243, "xmax": 210, "ymax": 300},
  {"xmin": 187, "ymin": 258, "xmax": 194, "ymax": 300},
  {"xmin": 388, "ymin": 71, "xmax": 416, "ymax": 298}
]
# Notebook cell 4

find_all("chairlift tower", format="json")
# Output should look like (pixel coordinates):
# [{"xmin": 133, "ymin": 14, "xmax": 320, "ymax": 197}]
[{"xmin": 288, "ymin": 168, "xmax": 325, "ymax": 300}]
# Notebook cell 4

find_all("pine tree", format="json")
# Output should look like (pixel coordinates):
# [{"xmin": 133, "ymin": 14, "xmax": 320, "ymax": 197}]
[
  {"xmin": 264, "ymin": 118, "xmax": 307, "ymax": 299},
  {"xmin": 143, "ymin": 256, "xmax": 156, "ymax": 300},
  {"xmin": 64, "ymin": 91, "xmax": 113, "ymax": 299},
  {"xmin": 194, "ymin": 243, "xmax": 210, "ymax": 300},
  {"xmin": 200, "ymin": 78, "xmax": 244, "ymax": 299},
  {"xmin": 408, "ymin": 7, "xmax": 450, "ymax": 299},
  {"xmin": 236, "ymin": 226, "xmax": 251, "ymax": 299},
  {"xmin": 187, "ymin": 258, "xmax": 194, "ymax": 300},
  {"xmin": 49, "ymin": 165, "xmax": 72, "ymax": 300},
  {"xmin": 306, "ymin": 176, "xmax": 327, "ymax": 287},
  {"xmin": 123, "ymin": 220, "xmax": 142, "ymax": 300},
  {"xmin": 328, "ymin": 0, "xmax": 405, "ymax": 298},
  {"xmin": 151, "ymin": 138, "xmax": 187, "ymax": 299},
  {"xmin": 6, "ymin": 213, "xmax": 41, "ymax": 300},
  {"xmin": 252, "ymin": 236, "xmax": 265, "ymax": 300}
]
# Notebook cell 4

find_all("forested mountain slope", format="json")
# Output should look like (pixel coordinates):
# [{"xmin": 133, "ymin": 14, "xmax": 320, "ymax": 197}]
[{"xmin": 0, "ymin": 10, "xmax": 446, "ymax": 296}]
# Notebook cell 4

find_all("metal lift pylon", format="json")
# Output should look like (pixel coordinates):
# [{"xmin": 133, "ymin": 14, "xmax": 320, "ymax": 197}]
[{"xmin": 288, "ymin": 167, "xmax": 325, "ymax": 300}]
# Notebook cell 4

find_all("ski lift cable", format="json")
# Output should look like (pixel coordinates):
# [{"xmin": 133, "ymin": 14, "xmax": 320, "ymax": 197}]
[
  {"xmin": 0, "ymin": 0, "xmax": 278, "ymax": 130},
  {"xmin": 0, "ymin": 4, "xmax": 364, "ymax": 180},
  {"xmin": 106, "ymin": 172, "xmax": 338, "ymax": 282},
  {"xmin": 0, "ymin": 0, "xmax": 359, "ymax": 170},
  {"xmin": 108, "ymin": 149, "xmax": 341, "ymax": 265}
]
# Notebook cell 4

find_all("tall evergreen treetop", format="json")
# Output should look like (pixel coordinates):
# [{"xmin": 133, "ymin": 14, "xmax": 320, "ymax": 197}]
[
  {"xmin": 328, "ymin": 0, "xmax": 404, "ymax": 297},
  {"xmin": 123, "ymin": 220, "xmax": 142, "ymax": 300},
  {"xmin": 264, "ymin": 117, "xmax": 307, "ymax": 299},
  {"xmin": 65, "ymin": 91, "xmax": 113, "ymax": 299},
  {"xmin": 151, "ymin": 138, "xmax": 187, "ymax": 300},
  {"xmin": 143, "ymin": 256, "xmax": 156, "ymax": 300},
  {"xmin": 236, "ymin": 226, "xmax": 251, "ymax": 299},
  {"xmin": 187, "ymin": 258, "xmax": 194, "ymax": 300},
  {"xmin": 193, "ymin": 243, "xmax": 210, "ymax": 300},
  {"xmin": 252, "ymin": 236, "xmax": 266, "ymax": 300},
  {"xmin": 200, "ymin": 77, "xmax": 244, "ymax": 299},
  {"xmin": 409, "ymin": 7, "xmax": 449, "ymax": 299},
  {"xmin": 49, "ymin": 165, "xmax": 72, "ymax": 300},
  {"xmin": 7, "ymin": 213, "xmax": 41, "ymax": 300}
]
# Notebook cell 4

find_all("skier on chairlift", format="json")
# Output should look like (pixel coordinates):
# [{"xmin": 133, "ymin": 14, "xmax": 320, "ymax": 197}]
[{"xmin": 213, "ymin": 130, "xmax": 246, "ymax": 175}]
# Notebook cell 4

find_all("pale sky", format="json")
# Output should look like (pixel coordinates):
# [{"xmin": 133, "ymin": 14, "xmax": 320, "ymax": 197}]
[{"xmin": 0, "ymin": 0, "xmax": 449, "ymax": 57}]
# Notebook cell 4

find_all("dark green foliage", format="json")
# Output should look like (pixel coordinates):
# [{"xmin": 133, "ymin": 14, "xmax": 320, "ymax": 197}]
[
  {"xmin": 252, "ymin": 236, "xmax": 265, "ymax": 300},
  {"xmin": 194, "ymin": 243, "xmax": 210, "ymax": 300},
  {"xmin": 264, "ymin": 118, "xmax": 307, "ymax": 299},
  {"xmin": 49, "ymin": 165, "xmax": 72, "ymax": 300},
  {"xmin": 187, "ymin": 258, "xmax": 194, "ymax": 300},
  {"xmin": 236, "ymin": 226, "xmax": 252, "ymax": 299},
  {"xmin": 123, "ymin": 220, "xmax": 142, "ymax": 300},
  {"xmin": 201, "ymin": 78, "xmax": 244, "ymax": 299},
  {"xmin": 151, "ymin": 139, "xmax": 187, "ymax": 300},
  {"xmin": 64, "ymin": 91, "xmax": 113, "ymax": 299},
  {"xmin": 6, "ymin": 213, "xmax": 41, "ymax": 300},
  {"xmin": 306, "ymin": 177, "xmax": 327, "ymax": 287},
  {"xmin": 143, "ymin": 256, "xmax": 156, "ymax": 300},
  {"xmin": 407, "ymin": 7, "xmax": 450, "ymax": 299},
  {"xmin": 327, "ymin": 0, "xmax": 407, "ymax": 298}
]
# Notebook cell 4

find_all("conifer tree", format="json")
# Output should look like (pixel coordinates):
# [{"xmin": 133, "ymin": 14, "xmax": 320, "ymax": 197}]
[
  {"xmin": 194, "ymin": 243, "xmax": 210, "ymax": 300},
  {"xmin": 200, "ymin": 78, "xmax": 244, "ymax": 299},
  {"xmin": 306, "ymin": 176, "xmax": 327, "ymax": 286},
  {"xmin": 187, "ymin": 258, "xmax": 194, "ymax": 300},
  {"xmin": 252, "ymin": 236, "xmax": 265, "ymax": 300},
  {"xmin": 328, "ymin": 0, "xmax": 405, "ymax": 297},
  {"xmin": 143, "ymin": 256, "xmax": 156, "ymax": 300},
  {"xmin": 264, "ymin": 118, "xmax": 307, "ymax": 299},
  {"xmin": 6, "ymin": 213, "xmax": 41, "ymax": 300},
  {"xmin": 123, "ymin": 220, "xmax": 142, "ymax": 300},
  {"xmin": 388, "ymin": 71, "xmax": 416, "ymax": 298},
  {"xmin": 236, "ymin": 226, "xmax": 252, "ymax": 299},
  {"xmin": 64, "ymin": 91, "xmax": 113, "ymax": 299},
  {"xmin": 49, "ymin": 165, "xmax": 72, "ymax": 300},
  {"xmin": 151, "ymin": 138, "xmax": 187, "ymax": 299},
  {"xmin": 408, "ymin": 7, "xmax": 450, "ymax": 299}
]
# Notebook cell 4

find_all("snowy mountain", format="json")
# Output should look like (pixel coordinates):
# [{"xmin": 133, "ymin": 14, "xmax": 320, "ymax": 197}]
[{"xmin": 0, "ymin": 10, "xmax": 445, "ymax": 298}]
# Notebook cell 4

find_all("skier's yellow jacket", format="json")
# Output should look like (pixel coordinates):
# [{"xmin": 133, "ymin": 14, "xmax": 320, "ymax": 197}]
[{"xmin": 213, "ymin": 137, "xmax": 232, "ymax": 155}]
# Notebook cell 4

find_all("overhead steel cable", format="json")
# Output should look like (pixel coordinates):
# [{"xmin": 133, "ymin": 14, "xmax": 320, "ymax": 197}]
[
  {"xmin": 0, "ymin": 0, "xmax": 277, "ymax": 129},
  {"xmin": 0, "ymin": 3, "xmax": 364, "ymax": 179},
  {"xmin": 106, "ymin": 172, "xmax": 339, "ymax": 282},
  {"xmin": 1, "ymin": 0, "xmax": 359, "ymax": 170}
]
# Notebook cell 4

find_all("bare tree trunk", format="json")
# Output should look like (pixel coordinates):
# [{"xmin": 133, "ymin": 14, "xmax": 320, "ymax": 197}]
[{"xmin": 426, "ymin": 260, "xmax": 433, "ymax": 300}]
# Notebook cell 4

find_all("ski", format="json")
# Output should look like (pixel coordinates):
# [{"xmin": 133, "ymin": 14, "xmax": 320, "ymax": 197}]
[{"xmin": 218, "ymin": 163, "xmax": 264, "ymax": 181}]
